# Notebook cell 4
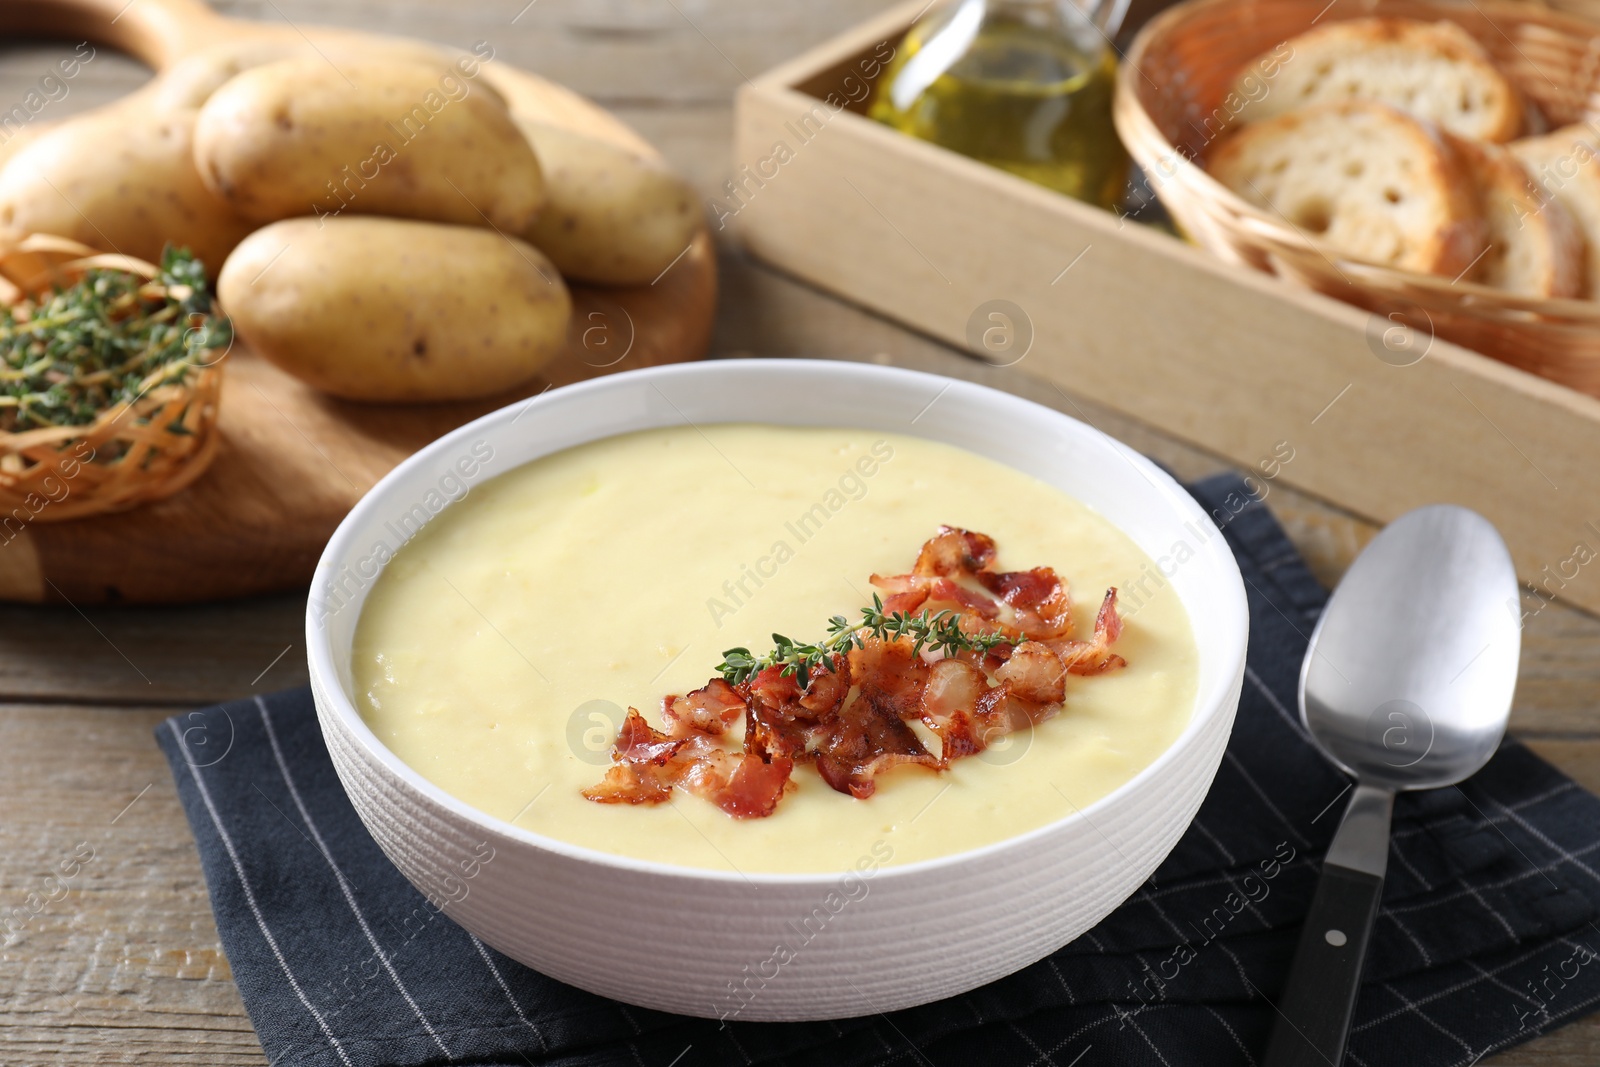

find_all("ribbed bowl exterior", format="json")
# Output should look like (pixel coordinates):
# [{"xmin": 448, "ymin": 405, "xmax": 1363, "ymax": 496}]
[{"xmin": 306, "ymin": 359, "xmax": 1250, "ymax": 1021}]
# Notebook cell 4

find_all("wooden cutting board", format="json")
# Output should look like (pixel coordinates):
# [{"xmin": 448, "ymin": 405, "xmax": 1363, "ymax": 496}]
[{"xmin": 0, "ymin": 0, "xmax": 717, "ymax": 604}]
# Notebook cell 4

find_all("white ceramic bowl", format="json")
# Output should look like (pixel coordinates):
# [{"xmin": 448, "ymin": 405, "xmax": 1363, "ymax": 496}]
[{"xmin": 307, "ymin": 359, "xmax": 1249, "ymax": 1022}]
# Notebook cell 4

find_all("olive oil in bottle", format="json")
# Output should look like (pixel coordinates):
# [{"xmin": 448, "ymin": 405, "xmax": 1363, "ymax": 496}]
[{"xmin": 869, "ymin": 0, "xmax": 1129, "ymax": 210}]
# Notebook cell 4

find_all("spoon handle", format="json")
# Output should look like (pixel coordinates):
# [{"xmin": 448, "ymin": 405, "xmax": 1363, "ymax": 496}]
[{"xmin": 1263, "ymin": 784, "xmax": 1393, "ymax": 1066}]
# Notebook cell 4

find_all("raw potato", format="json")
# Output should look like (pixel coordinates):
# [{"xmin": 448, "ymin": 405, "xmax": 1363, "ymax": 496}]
[
  {"xmin": 195, "ymin": 57, "xmax": 542, "ymax": 230},
  {"xmin": 519, "ymin": 119, "xmax": 702, "ymax": 285},
  {"xmin": 0, "ymin": 121, "xmax": 49, "ymax": 174},
  {"xmin": 218, "ymin": 217, "xmax": 571, "ymax": 402},
  {"xmin": 0, "ymin": 101, "xmax": 254, "ymax": 273}
]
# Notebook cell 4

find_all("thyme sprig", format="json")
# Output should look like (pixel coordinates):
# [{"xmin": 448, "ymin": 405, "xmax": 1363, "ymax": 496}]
[
  {"xmin": 0, "ymin": 246, "xmax": 231, "ymax": 433},
  {"xmin": 718, "ymin": 594, "xmax": 1014, "ymax": 689}
]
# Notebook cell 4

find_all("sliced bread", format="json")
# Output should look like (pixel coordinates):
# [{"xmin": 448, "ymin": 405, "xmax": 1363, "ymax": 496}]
[
  {"xmin": 1449, "ymin": 135, "xmax": 1583, "ymax": 297},
  {"xmin": 1511, "ymin": 126, "xmax": 1600, "ymax": 297},
  {"xmin": 1232, "ymin": 17, "xmax": 1522, "ymax": 143},
  {"xmin": 1208, "ymin": 100, "xmax": 1485, "ymax": 276}
]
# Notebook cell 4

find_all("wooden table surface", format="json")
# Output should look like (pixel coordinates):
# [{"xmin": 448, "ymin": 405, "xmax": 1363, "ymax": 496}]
[{"xmin": 1, "ymin": 1, "xmax": 1596, "ymax": 1063}]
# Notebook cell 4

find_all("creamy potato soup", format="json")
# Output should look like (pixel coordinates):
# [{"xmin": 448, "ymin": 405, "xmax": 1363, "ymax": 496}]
[{"xmin": 353, "ymin": 425, "xmax": 1198, "ymax": 873}]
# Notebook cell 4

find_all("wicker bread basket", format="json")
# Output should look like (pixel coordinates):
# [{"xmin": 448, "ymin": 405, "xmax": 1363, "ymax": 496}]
[
  {"xmin": 0, "ymin": 234, "xmax": 224, "ymax": 523},
  {"xmin": 1113, "ymin": 0, "xmax": 1600, "ymax": 394}
]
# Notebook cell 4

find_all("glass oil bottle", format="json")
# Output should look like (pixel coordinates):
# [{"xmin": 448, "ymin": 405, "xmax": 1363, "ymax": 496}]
[{"xmin": 868, "ymin": 0, "xmax": 1130, "ymax": 210}]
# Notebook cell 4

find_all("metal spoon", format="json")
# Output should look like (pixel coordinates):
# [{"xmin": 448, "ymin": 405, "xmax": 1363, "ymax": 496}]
[{"xmin": 1263, "ymin": 505, "xmax": 1521, "ymax": 1066}]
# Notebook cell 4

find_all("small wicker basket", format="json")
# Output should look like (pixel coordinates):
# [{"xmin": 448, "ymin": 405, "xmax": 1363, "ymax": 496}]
[
  {"xmin": 1113, "ymin": 0, "xmax": 1600, "ymax": 395},
  {"xmin": 0, "ymin": 234, "xmax": 224, "ymax": 523}
]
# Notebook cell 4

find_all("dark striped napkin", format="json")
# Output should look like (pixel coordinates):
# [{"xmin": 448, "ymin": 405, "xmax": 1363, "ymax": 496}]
[{"xmin": 158, "ymin": 473, "xmax": 1600, "ymax": 1067}]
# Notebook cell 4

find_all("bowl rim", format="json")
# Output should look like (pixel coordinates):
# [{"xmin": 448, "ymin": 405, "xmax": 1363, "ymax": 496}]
[{"xmin": 306, "ymin": 358, "xmax": 1250, "ymax": 886}]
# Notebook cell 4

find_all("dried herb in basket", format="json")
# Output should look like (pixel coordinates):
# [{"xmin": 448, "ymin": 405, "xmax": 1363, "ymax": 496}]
[{"xmin": 0, "ymin": 247, "xmax": 231, "ymax": 434}]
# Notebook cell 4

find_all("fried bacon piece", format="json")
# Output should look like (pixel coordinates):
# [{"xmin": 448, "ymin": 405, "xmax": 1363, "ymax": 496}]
[
  {"xmin": 993, "ymin": 641, "xmax": 1068, "ymax": 704},
  {"xmin": 872, "ymin": 524, "xmax": 1080, "ymax": 634},
  {"xmin": 919, "ymin": 658, "xmax": 987, "ymax": 760},
  {"xmin": 583, "ymin": 761, "xmax": 676, "ymax": 805},
  {"xmin": 582, "ymin": 711, "xmax": 681, "ymax": 805},
  {"xmin": 870, "ymin": 572, "xmax": 1000, "ymax": 619},
  {"xmin": 914, "ymin": 526, "xmax": 996, "ymax": 575},
  {"xmin": 974, "ymin": 641, "xmax": 1068, "ymax": 739},
  {"xmin": 807, "ymin": 637, "xmax": 940, "ymax": 798},
  {"xmin": 816, "ymin": 692, "xmax": 941, "ymax": 798},
  {"xmin": 1049, "ymin": 589, "xmax": 1127, "ymax": 676},
  {"xmin": 978, "ymin": 567, "xmax": 1072, "ymax": 638},
  {"xmin": 848, "ymin": 638, "xmax": 928, "ymax": 719},
  {"xmin": 662, "ymin": 677, "xmax": 745, "ymax": 736},
  {"xmin": 583, "ymin": 526, "xmax": 1128, "ymax": 818},
  {"xmin": 679, "ymin": 748, "xmax": 796, "ymax": 819},
  {"xmin": 613, "ymin": 708, "xmax": 685, "ymax": 764},
  {"xmin": 583, "ymin": 689, "xmax": 794, "ymax": 817},
  {"xmin": 745, "ymin": 658, "xmax": 847, "ymax": 761},
  {"xmin": 873, "ymin": 582, "xmax": 929, "ymax": 618}
]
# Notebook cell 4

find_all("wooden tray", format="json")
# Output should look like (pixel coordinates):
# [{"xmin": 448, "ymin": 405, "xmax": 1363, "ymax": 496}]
[
  {"xmin": 0, "ymin": 0, "xmax": 717, "ymax": 604},
  {"xmin": 732, "ymin": 0, "xmax": 1600, "ymax": 619}
]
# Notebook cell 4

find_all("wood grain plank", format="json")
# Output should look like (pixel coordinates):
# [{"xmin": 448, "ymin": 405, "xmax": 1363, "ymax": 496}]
[
  {"xmin": 207, "ymin": 0, "xmax": 911, "ymax": 105},
  {"xmin": 0, "ymin": 591, "xmax": 306, "ymax": 704},
  {"xmin": 1491, "ymin": 1024, "xmax": 1600, "ymax": 1066},
  {"xmin": 1521, "ymin": 738, "xmax": 1600, "ymax": 797},
  {"xmin": 0, "ymin": 41, "xmax": 149, "ymax": 115},
  {"xmin": 611, "ymin": 102, "xmax": 738, "ymax": 205},
  {"xmin": 0, "ymin": 704, "xmax": 266, "ymax": 1066}
]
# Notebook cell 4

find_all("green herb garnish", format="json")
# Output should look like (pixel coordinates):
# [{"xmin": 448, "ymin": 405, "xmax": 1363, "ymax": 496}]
[
  {"xmin": 718, "ymin": 594, "xmax": 1015, "ymax": 689},
  {"xmin": 0, "ymin": 246, "xmax": 231, "ymax": 433}
]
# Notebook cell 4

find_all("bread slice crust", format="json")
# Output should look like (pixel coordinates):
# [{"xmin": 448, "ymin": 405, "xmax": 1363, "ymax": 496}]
[
  {"xmin": 1449, "ymin": 134, "xmax": 1583, "ymax": 297},
  {"xmin": 1209, "ymin": 100, "xmax": 1485, "ymax": 277},
  {"xmin": 1512, "ymin": 126, "xmax": 1600, "ymax": 297},
  {"xmin": 1232, "ymin": 17, "xmax": 1523, "ymax": 143}
]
